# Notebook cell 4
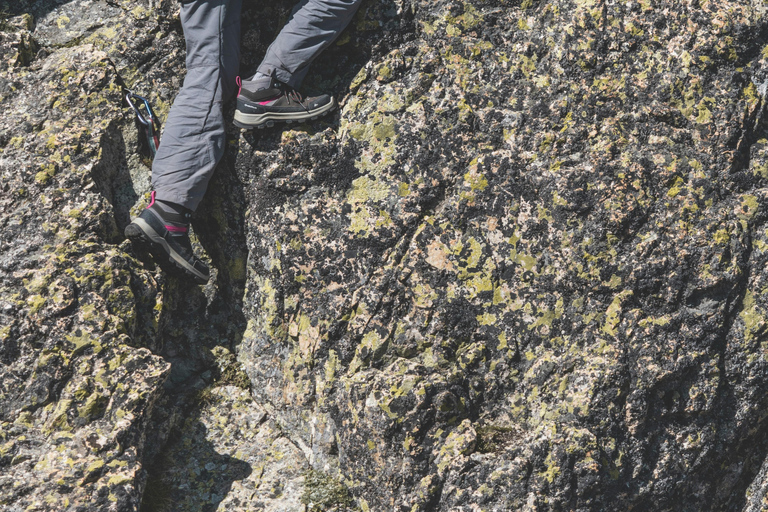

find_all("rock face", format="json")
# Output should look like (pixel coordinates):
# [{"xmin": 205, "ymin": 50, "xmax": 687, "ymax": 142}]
[{"xmin": 2, "ymin": 0, "xmax": 768, "ymax": 510}]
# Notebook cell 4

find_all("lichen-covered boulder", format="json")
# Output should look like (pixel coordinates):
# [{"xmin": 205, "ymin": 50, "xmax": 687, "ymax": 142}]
[
  {"xmin": 236, "ymin": 0, "xmax": 768, "ymax": 510},
  {"xmin": 0, "ymin": 2, "xmax": 184, "ymax": 510},
  {"xmin": 3, "ymin": 0, "xmax": 768, "ymax": 511}
]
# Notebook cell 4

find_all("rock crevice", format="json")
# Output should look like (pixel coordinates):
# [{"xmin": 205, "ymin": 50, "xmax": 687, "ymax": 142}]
[{"xmin": 4, "ymin": 0, "xmax": 768, "ymax": 511}]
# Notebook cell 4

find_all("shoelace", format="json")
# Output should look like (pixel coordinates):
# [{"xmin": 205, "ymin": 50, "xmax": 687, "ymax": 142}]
[{"xmin": 284, "ymin": 87, "xmax": 310, "ymax": 113}]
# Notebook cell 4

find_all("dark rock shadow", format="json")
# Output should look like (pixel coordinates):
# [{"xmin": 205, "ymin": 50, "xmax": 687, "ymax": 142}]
[
  {"xmin": 0, "ymin": 0, "xmax": 71, "ymax": 18},
  {"xmin": 194, "ymin": 130, "xmax": 249, "ymax": 351},
  {"xmin": 127, "ymin": 126, "xmax": 249, "ymax": 510},
  {"xmin": 140, "ymin": 416, "xmax": 253, "ymax": 512},
  {"xmin": 137, "ymin": 173, "xmax": 250, "ymax": 508},
  {"xmin": 90, "ymin": 120, "xmax": 140, "ymax": 234},
  {"xmin": 233, "ymin": 0, "xmax": 414, "ymax": 218},
  {"xmin": 116, "ymin": 1, "xmax": 404, "ymax": 508},
  {"xmin": 237, "ymin": 0, "xmax": 410, "ymax": 143}
]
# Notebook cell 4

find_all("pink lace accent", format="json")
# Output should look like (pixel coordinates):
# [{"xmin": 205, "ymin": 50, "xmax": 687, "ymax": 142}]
[
  {"xmin": 165, "ymin": 225, "xmax": 188, "ymax": 233},
  {"xmin": 236, "ymin": 76, "xmax": 242, "ymax": 97},
  {"xmin": 147, "ymin": 190, "xmax": 156, "ymax": 208}
]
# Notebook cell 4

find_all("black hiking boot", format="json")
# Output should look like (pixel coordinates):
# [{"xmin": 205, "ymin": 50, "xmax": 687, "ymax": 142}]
[
  {"xmin": 234, "ymin": 72, "xmax": 336, "ymax": 129},
  {"xmin": 124, "ymin": 193, "xmax": 210, "ymax": 284}
]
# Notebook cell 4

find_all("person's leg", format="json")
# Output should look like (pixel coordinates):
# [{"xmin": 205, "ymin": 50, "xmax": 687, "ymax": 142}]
[
  {"xmin": 233, "ymin": 0, "xmax": 362, "ymax": 129},
  {"xmin": 152, "ymin": 0, "xmax": 242, "ymax": 212},
  {"xmin": 254, "ymin": 0, "xmax": 363, "ymax": 89},
  {"xmin": 126, "ymin": 0, "xmax": 242, "ymax": 284}
]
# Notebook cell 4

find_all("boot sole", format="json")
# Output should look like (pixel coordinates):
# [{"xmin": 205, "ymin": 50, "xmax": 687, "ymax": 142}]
[
  {"xmin": 125, "ymin": 218, "xmax": 209, "ymax": 284},
  {"xmin": 233, "ymin": 99, "xmax": 337, "ymax": 130}
]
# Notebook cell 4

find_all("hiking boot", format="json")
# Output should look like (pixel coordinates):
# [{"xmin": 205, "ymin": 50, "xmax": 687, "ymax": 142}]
[
  {"xmin": 234, "ymin": 72, "xmax": 337, "ymax": 129},
  {"xmin": 124, "ymin": 193, "xmax": 210, "ymax": 284}
]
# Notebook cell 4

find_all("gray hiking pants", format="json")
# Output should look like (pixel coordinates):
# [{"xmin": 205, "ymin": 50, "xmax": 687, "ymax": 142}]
[{"xmin": 152, "ymin": 0, "xmax": 363, "ymax": 210}]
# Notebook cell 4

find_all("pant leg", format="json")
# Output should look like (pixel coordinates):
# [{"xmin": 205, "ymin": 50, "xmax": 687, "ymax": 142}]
[
  {"xmin": 152, "ymin": 0, "xmax": 242, "ymax": 211},
  {"xmin": 256, "ymin": 0, "xmax": 363, "ymax": 88}
]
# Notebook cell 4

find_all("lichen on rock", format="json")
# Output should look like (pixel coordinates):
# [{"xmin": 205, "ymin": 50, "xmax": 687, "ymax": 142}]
[{"xmin": 3, "ymin": 0, "xmax": 768, "ymax": 511}]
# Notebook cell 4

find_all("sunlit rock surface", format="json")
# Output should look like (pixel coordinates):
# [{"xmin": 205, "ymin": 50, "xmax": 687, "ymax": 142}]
[{"xmin": 2, "ymin": 0, "xmax": 768, "ymax": 510}]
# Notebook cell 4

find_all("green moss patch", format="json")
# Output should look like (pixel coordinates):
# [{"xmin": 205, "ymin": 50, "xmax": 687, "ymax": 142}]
[{"xmin": 301, "ymin": 469, "xmax": 355, "ymax": 511}]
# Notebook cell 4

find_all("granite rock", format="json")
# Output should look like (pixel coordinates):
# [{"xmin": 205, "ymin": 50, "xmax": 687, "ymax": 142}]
[{"xmin": 2, "ymin": 0, "xmax": 768, "ymax": 511}]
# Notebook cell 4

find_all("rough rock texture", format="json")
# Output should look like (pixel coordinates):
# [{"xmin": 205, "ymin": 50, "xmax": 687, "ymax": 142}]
[
  {"xmin": 143, "ymin": 385, "xmax": 309, "ymax": 512},
  {"xmin": 3, "ymin": 0, "xmax": 768, "ymax": 511},
  {"xmin": 0, "ymin": 1, "xmax": 247, "ymax": 510}
]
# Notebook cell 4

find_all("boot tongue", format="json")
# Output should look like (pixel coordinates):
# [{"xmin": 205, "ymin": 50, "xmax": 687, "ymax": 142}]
[{"xmin": 153, "ymin": 198, "xmax": 192, "ymax": 228}]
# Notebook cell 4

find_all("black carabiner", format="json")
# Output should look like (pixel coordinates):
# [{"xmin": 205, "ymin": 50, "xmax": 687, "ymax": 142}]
[{"xmin": 125, "ymin": 90, "xmax": 162, "ymax": 158}]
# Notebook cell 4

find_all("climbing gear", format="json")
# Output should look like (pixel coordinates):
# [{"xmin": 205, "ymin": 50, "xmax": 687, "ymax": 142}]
[
  {"xmin": 234, "ymin": 73, "xmax": 336, "ymax": 129},
  {"xmin": 124, "ymin": 191, "xmax": 210, "ymax": 284},
  {"xmin": 125, "ymin": 90, "xmax": 161, "ymax": 158}
]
